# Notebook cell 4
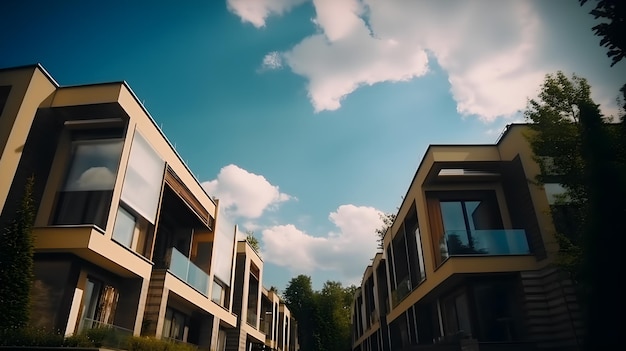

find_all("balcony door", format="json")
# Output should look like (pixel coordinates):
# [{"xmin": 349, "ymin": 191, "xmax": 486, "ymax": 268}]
[
  {"xmin": 79, "ymin": 277, "xmax": 119, "ymax": 331},
  {"xmin": 440, "ymin": 197, "xmax": 503, "ymax": 254}
]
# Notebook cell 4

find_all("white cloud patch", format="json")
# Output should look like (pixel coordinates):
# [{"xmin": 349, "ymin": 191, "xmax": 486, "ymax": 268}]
[
  {"xmin": 261, "ymin": 51, "xmax": 283, "ymax": 70},
  {"xmin": 283, "ymin": 0, "xmax": 429, "ymax": 112},
  {"xmin": 226, "ymin": 0, "xmax": 307, "ymax": 28},
  {"xmin": 261, "ymin": 204, "xmax": 383, "ymax": 283},
  {"xmin": 202, "ymin": 164, "xmax": 292, "ymax": 218},
  {"xmin": 250, "ymin": 0, "xmax": 554, "ymax": 120}
]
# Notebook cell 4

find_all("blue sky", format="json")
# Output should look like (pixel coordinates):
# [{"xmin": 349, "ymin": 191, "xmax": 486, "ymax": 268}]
[{"xmin": 2, "ymin": 0, "xmax": 624, "ymax": 290}]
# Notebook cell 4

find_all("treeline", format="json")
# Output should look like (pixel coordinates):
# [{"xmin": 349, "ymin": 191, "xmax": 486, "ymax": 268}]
[{"xmin": 282, "ymin": 275, "xmax": 356, "ymax": 351}]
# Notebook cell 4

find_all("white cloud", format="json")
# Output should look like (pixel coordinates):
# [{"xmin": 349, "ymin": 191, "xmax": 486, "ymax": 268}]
[
  {"xmin": 226, "ymin": 0, "xmax": 307, "ymax": 28},
  {"xmin": 261, "ymin": 51, "xmax": 283, "ymax": 70},
  {"xmin": 261, "ymin": 204, "xmax": 383, "ymax": 283},
  {"xmin": 202, "ymin": 164, "xmax": 292, "ymax": 218},
  {"xmin": 255, "ymin": 0, "xmax": 555, "ymax": 120},
  {"xmin": 282, "ymin": 0, "xmax": 429, "ymax": 112}
]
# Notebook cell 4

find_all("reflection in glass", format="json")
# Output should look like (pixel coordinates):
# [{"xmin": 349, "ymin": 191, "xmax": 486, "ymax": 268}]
[
  {"xmin": 53, "ymin": 139, "xmax": 123, "ymax": 229},
  {"xmin": 439, "ymin": 198, "xmax": 528, "ymax": 256},
  {"xmin": 112, "ymin": 207, "xmax": 136, "ymax": 248},
  {"xmin": 440, "ymin": 201, "xmax": 470, "ymax": 247},
  {"xmin": 120, "ymin": 132, "xmax": 164, "ymax": 224}
]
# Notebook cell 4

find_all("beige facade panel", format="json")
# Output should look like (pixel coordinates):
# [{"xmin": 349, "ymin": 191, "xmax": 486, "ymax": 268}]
[
  {"xmin": 33, "ymin": 226, "xmax": 153, "ymax": 278},
  {"xmin": 117, "ymin": 86, "xmax": 216, "ymax": 218},
  {"xmin": 0, "ymin": 66, "xmax": 56, "ymax": 214},
  {"xmin": 50, "ymin": 84, "xmax": 123, "ymax": 107}
]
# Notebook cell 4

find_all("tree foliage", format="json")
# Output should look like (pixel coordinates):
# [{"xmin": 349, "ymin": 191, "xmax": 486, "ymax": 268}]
[
  {"xmin": 375, "ymin": 212, "xmax": 396, "ymax": 250},
  {"xmin": 283, "ymin": 275, "xmax": 356, "ymax": 351},
  {"xmin": 245, "ymin": 230, "xmax": 260, "ymax": 253},
  {"xmin": 580, "ymin": 0, "xmax": 626, "ymax": 67},
  {"xmin": 525, "ymin": 72, "xmax": 625, "ymax": 350},
  {"xmin": 0, "ymin": 176, "xmax": 36, "ymax": 330},
  {"xmin": 525, "ymin": 73, "xmax": 592, "ymax": 280}
]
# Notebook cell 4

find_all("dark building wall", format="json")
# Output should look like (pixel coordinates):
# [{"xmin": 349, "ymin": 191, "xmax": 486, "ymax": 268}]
[
  {"xmin": 0, "ymin": 108, "xmax": 64, "ymax": 231},
  {"xmin": 30, "ymin": 254, "xmax": 81, "ymax": 332},
  {"xmin": 225, "ymin": 254, "xmax": 247, "ymax": 351},
  {"xmin": 520, "ymin": 267, "xmax": 582, "ymax": 350},
  {"xmin": 501, "ymin": 156, "xmax": 546, "ymax": 260}
]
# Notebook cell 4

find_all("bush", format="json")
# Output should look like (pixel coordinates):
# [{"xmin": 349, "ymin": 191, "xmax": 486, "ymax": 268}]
[
  {"xmin": 63, "ymin": 333, "xmax": 93, "ymax": 347},
  {"xmin": 0, "ymin": 327, "xmax": 200, "ymax": 351},
  {"xmin": 127, "ymin": 336, "xmax": 198, "ymax": 351},
  {"xmin": 0, "ymin": 327, "xmax": 64, "ymax": 347},
  {"xmin": 84, "ymin": 326, "xmax": 131, "ymax": 349},
  {"xmin": 0, "ymin": 176, "xmax": 36, "ymax": 330}
]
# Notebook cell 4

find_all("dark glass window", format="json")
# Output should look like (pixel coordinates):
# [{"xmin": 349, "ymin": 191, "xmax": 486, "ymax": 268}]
[
  {"xmin": 439, "ymin": 195, "xmax": 503, "ymax": 254},
  {"xmin": 78, "ymin": 278, "xmax": 119, "ymax": 331},
  {"xmin": 163, "ymin": 307, "xmax": 187, "ymax": 341},
  {"xmin": 53, "ymin": 139, "xmax": 123, "ymax": 229},
  {"xmin": 475, "ymin": 282, "xmax": 518, "ymax": 341}
]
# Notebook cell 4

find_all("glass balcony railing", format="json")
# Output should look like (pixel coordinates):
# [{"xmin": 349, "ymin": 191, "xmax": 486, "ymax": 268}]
[
  {"xmin": 168, "ymin": 247, "xmax": 209, "ymax": 295},
  {"xmin": 247, "ymin": 308, "xmax": 258, "ymax": 327},
  {"xmin": 390, "ymin": 276, "xmax": 411, "ymax": 307},
  {"xmin": 441, "ymin": 229, "xmax": 530, "ymax": 258},
  {"xmin": 78, "ymin": 318, "xmax": 133, "ymax": 349}
]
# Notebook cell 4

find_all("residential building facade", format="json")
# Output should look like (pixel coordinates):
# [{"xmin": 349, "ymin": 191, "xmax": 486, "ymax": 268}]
[
  {"xmin": 0, "ymin": 64, "xmax": 297, "ymax": 351},
  {"xmin": 351, "ymin": 124, "xmax": 583, "ymax": 351}
]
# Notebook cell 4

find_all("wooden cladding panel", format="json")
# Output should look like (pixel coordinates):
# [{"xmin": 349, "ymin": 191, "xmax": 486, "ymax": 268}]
[{"xmin": 164, "ymin": 166, "xmax": 212, "ymax": 228}]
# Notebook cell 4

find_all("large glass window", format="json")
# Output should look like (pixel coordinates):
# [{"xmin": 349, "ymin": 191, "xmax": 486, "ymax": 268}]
[
  {"xmin": 217, "ymin": 329, "xmax": 227, "ymax": 351},
  {"xmin": 112, "ymin": 207, "xmax": 136, "ymax": 248},
  {"xmin": 163, "ymin": 307, "xmax": 187, "ymax": 341},
  {"xmin": 441, "ymin": 292, "xmax": 472, "ymax": 339},
  {"xmin": 111, "ymin": 131, "xmax": 163, "ymax": 252},
  {"xmin": 78, "ymin": 278, "xmax": 119, "ymax": 331},
  {"xmin": 212, "ymin": 215, "xmax": 235, "ymax": 286},
  {"xmin": 390, "ymin": 204, "xmax": 425, "ymax": 307},
  {"xmin": 473, "ymin": 281, "xmax": 519, "ymax": 341},
  {"xmin": 211, "ymin": 278, "xmax": 226, "ymax": 307},
  {"xmin": 440, "ymin": 196, "xmax": 503, "ymax": 255},
  {"xmin": 53, "ymin": 139, "xmax": 123, "ymax": 229},
  {"xmin": 247, "ymin": 269, "xmax": 259, "ymax": 327},
  {"xmin": 120, "ymin": 131, "xmax": 164, "ymax": 224}
]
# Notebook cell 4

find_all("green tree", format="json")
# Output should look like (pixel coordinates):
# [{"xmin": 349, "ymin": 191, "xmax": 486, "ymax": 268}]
[
  {"xmin": 525, "ymin": 72, "xmax": 625, "ymax": 350},
  {"xmin": 525, "ymin": 72, "xmax": 590, "ymax": 281},
  {"xmin": 245, "ymin": 230, "xmax": 260, "ymax": 253},
  {"xmin": 316, "ymin": 281, "xmax": 354, "ymax": 351},
  {"xmin": 375, "ymin": 212, "xmax": 396, "ymax": 250},
  {"xmin": 284, "ymin": 275, "xmax": 319, "ymax": 351},
  {"xmin": 580, "ymin": 0, "xmax": 626, "ymax": 115},
  {"xmin": 284, "ymin": 276, "xmax": 357, "ymax": 351},
  {"xmin": 0, "ymin": 176, "xmax": 36, "ymax": 330},
  {"xmin": 580, "ymin": 0, "xmax": 626, "ymax": 67}
]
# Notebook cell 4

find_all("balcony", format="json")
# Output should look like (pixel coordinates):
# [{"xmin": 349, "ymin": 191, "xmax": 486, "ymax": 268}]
[
  {"xmin": 167, "ymin": 247, "xmax": 209, "ymax": 295},
  {"xmin": 78, "ymin": 318, "xmax": 134, "ymax": 349},
  {"xmin": 391, "ymin": 277, "xmax": 412, "ymax": 307},
  {"xmin": 440, "ymin": 229, "xmax": 530, "ymax": 258},
  {"xmin": 247, "ymin": 308, "xmax": 258, "ymax": 327}
]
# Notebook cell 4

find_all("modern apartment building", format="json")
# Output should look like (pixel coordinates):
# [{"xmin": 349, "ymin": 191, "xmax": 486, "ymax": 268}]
[
  {"xmin": 228, "ymin": 239, "xmax": 299, "ymax": 351},
  {"xmin": 0, "ymin": 64, "xmax": 298, "ymax": 351},
  {"xmin": 351, "ymin": 124, "xmax": 583, "ymax": 351}
]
